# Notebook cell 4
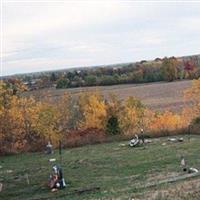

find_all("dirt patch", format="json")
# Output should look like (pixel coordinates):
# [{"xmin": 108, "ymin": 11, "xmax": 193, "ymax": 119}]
[
  {"xmin": 143, "ymin": 177, "xmax": 200, "ymax": 200},
  {"xmin": 146, "ymin": 171, "xmax": 180, "ymax": 183}
]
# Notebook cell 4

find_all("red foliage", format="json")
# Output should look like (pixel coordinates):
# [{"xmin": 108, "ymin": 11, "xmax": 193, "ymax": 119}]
[
  {"xmin": 184, "ymin": 60, "xmax": 195, "ymax": 71},
  {"xmin": 63, "ymin": 128, "xmax": 106, "ymax": 148}
]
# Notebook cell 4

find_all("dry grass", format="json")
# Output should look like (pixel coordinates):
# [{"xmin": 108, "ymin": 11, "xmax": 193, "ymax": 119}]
[
  {"xmin": 143, "ymin": 177, "xmax": 200, "ymax": 200},
  {"xmin": 25, "ymin": 80, "xmax": 192, "ymax": 112}
]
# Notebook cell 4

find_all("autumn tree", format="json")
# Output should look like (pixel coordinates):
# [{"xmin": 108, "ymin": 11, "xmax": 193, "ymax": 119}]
[
  {"xmin": 185, "ymin": 78, "xmax": 200, "ymax": 105},
  {"xmin": 5, "ymin": 78, "xmax": 27, "ymax": 95},
  {"xmin": 0, "ymin": 81, "xmax": 22, "ymax": 152},
  {"xmin": 184, "ymin": 78, "xmax": 200, "ymax": 125},
  {"xmin": 35, "ymin": 102, "xmax": 60, "ymax": 145},
  {"xmin": 184, "ymin": 59, "xmax": 198, "ymax": 79},
  {"xmin": 149, "ymin": 111, "xmax": 182, "ymax": 134},
  {"xmin": 78, "ymin": 91, "xmax": 107, "ymax": 129},
  {"xmin": 161, "ymin": 57, "xmax": 178, "ymax": 81},
  {"xmin": 120, "ymin": 97, "xmax": 145, "ymax": 135},
  {"xmin": 54, "ymin": 93, "xmax": 71, "ymax": 132},
  {"xmin": 106, "ymin": 93, "xmax": 122, "ymax": 135},
  {"xmin": 0, "ymin": 80, "xmax": 60, "ymax": 153}
]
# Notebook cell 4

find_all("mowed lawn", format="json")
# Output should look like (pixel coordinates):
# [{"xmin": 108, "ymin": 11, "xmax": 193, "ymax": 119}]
[{"xmin": 1, "ymin": 135, "xmax": 200, "ymax": 200}]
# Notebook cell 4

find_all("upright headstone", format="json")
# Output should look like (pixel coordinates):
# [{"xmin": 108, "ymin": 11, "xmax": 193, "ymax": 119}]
[
  {"xmin": 140, "ymin": 128, "xmax": 145, "ymax": 144},
  {"xmin": 46, "ymin": 141, "xmax": 53, "ymax": 154},
  {"xmin": 181, "ymin": 157, "xmax": 187, "ymax": 172}
]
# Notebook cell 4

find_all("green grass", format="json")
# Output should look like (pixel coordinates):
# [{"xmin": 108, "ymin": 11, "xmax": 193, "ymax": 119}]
[{"xmin": 1, "ymin": 135, "xmax": 200, "ymax": 200}]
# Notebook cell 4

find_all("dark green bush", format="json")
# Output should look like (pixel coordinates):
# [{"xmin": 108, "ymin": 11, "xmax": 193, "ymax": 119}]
[{"xmin": 106, "ymin": 116, "xmax": 120, "ymax": 135}]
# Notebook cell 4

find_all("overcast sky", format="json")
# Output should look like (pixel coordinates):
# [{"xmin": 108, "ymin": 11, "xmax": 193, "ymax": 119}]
[{"xmin": 1, "ymin": 1, "xmax": 200, "ymax": 76}]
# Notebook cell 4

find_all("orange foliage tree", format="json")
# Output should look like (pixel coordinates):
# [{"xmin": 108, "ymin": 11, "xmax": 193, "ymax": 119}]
[
  {"xmin": 183, "ymin": 78, "xmax": 200, "ymax": 125},
  {"xmin": 3, "ymin": 77, "xmax": 200, "ymax": 153},
  {"xmin": 149, "ymin": 111, "xmax": 182, "ymax": 134},
  {"xmin": 0, "ymin": 81, "xmax": 61, "ymax": 153}
]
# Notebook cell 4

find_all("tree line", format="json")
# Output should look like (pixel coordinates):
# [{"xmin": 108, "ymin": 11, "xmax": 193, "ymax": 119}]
[
  {"xmin": 11, "ymin": 55, "xmax": 200, "ymax": 90},
  {"xmin": 1, "ymin": 78, "xmax": 200, "ymax": 154}
]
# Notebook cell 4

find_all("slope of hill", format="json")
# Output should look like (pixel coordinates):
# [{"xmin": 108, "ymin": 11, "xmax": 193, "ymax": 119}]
[
  {"xmin": 1, "ymin": 135, "xmax": 200, "ymax": 200},
  {"xmin": 25, "ymin": 80, "xmax": 192, "ymax": 112}
]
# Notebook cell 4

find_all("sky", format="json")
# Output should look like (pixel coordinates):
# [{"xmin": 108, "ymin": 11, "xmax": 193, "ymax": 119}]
[{"xmin": 1, "ymin": 0, "xmax": 200, "ymax": 76}]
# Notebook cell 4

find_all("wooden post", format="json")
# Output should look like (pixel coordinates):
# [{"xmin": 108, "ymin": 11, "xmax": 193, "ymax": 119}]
[
  {"xmin": 59, "ymin": 140, "xmax": 62, "ymax": 165},
  {"xmin": 0, "ymin": 183, "xmax": 2, "ymax": 192},
  {"xmin": 188, "ymin": 124, "xmax": 191, "ymax": 142},
  {"xmin": 26, "ymin": 174, "xmax": 30, "ymax": 185}
]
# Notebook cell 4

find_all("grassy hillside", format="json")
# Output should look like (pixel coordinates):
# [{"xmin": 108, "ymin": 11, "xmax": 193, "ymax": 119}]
[
  {"xmin": 1, "ymin": 135, "xmax": 200, "ymax": 200},
  {"xmin": 25, "ymin": 80, "xmax": 192, "ymax": 112}
]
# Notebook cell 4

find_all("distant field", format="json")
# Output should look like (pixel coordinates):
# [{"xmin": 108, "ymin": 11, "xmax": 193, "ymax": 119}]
[
  {"xmin": 25, "ymin": 80, "xmax": 193, "ymax": 112},
  {"xmin": 1, "ymin": 135, "xmax": 200, "ymax": 200}
]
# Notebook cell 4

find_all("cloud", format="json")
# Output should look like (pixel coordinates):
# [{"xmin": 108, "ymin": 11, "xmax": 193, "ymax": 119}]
[
  {"xmin": 178, "ymin": 16, "xmax": 200, "ymax": 32},
  {"xmin": 2, "ymin": 1, "xmax": 200, "ymax": 75},
  {"xmin": 4, "ymin": 57, "xmax": 94, "ymax": 75}
]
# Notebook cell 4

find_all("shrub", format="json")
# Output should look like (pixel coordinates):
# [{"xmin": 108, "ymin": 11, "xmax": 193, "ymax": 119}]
[
  {"xmin": 63, "ymin": 128, "xmax": 106, "ymax": 148},
  {"xmin": 192, "ymin": 116, "xmax": 200, "ymax": 125},
  {"xmin": 56, "ymin": 78, "xmax": 69, "ymax": 88},
  {"xmin": 106, "ymin": 116, "xmax": 120, "ymax": 135}
]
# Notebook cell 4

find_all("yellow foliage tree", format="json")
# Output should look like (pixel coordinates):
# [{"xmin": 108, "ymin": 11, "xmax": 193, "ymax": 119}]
[
  {"xmin": 149, "ymin": 111, "xmax": 182, "ymax": 133},
  {"xmin": 36, "ymin": 102, "xmax": 60, "ymax": 145},
  {"xmin": 142, "ymin": 109, "xmax": 155, "ymax": 131},
  {"xmin": 183, "ymin": 78, "xmax": 200, "ymax": 128},
  {"xmin": 0, "ymin": 81, "xmax": 21, "ymax": 152},
  {"xmin": 78, "ymin": 91, "xmax": 107, "ymax": 129},
  {"xmin": 7, "ymin": 96, "xmax": 40, "ymax": 150},
  {"xmin": 106, "ymin": 93, "xmax": 122, "ymax": 117},
  {"xmin": 184, "ymin": 78, "xmax": 200, "ymax": 113},
  {"xmin": 120, "ymin": 97, "xmax": 145, "ymax": 135},
  {"xmin": 0, "ymin": 81, "xmax": 60, "ymax": 153},
  {"xmin": 55, "ymin": 92, "xmax": 70, "ymax": 133}
]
